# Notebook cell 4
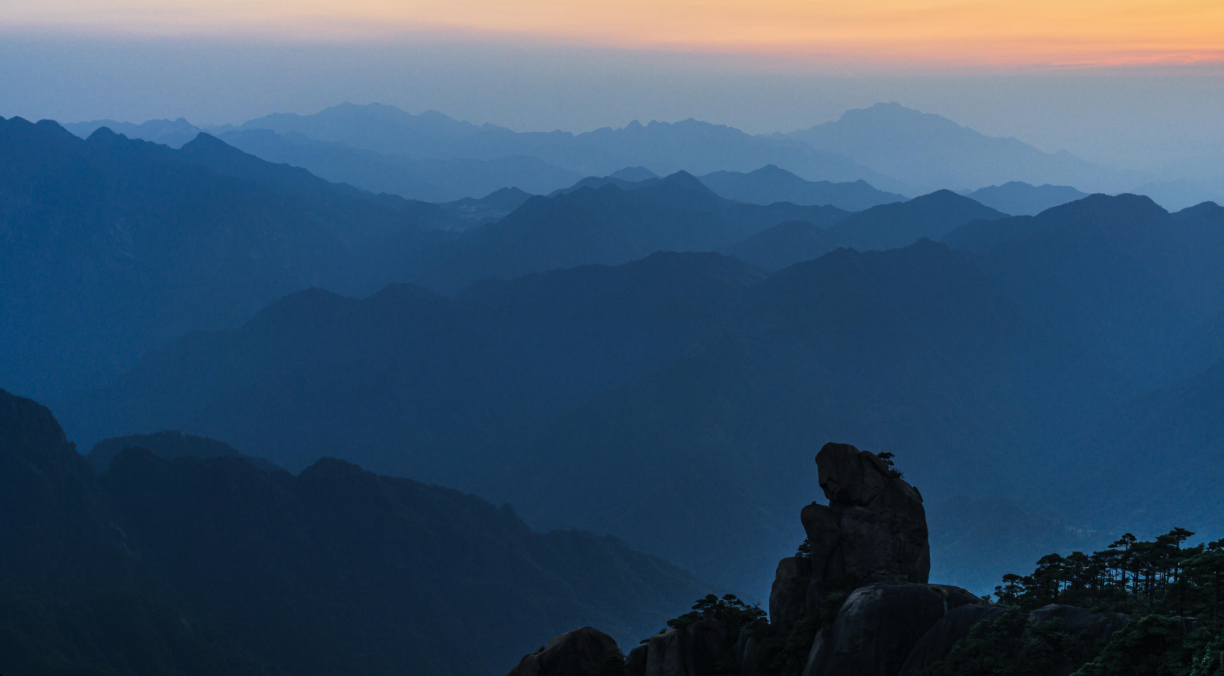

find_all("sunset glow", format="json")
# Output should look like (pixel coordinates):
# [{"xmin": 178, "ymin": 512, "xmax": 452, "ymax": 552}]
[{"xmin": 5, "ymin": 0, "xmax": 1224, "ymax": 67}]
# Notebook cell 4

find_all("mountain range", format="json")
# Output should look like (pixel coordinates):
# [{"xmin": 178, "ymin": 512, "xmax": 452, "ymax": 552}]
[
  {"xmin": 785, "ymin": 102, "xmax": 1136, "ymax": 194},
  {"xmin": 0, "ymin": 116, "xmax": 459, "ymax": 399},
  {"xmin": 231, "ymin": 103, "xmax": 901, "ymax": 189},
  {"xmin": 418, "ymin": 171, "xmax": 849, "ymax": 292},
  {"xmin": 15, "ymin": 103, "xmax": 1224, "ymax": 610},
  {"xmin": 963, "ymin": 181, "xmax": 1090, "ymax": 216},
  {"xmin": 217, "ymin": 128, "xmax": 583, "ymax": 202},
  {"xmin": 0, "ymin": 388, "xmax": 706, "ymax": 676},
  {"xmin": 697, "ymin": 164, "xmax": 906, "ymax": 211},
  {"xmin": 53, "ymin": 190, "xmax": 1224, "ymax": 602},
  {"xmin": 66, "ymin": 102, "xmax": 1221, "ymax": 209},
  {"xmin": 722, "ymin": 189, "xmax": 1006, "ymax": 269}
]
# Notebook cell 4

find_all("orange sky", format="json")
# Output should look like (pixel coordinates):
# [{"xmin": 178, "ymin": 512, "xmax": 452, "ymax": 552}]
[{"xmin": 5, "ymin": 0, "xmax": 1224, "ymax": 67}]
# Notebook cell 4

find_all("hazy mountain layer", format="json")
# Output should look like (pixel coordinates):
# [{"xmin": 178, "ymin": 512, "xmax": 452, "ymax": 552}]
[
  {"xmin": 236, "ymin": 102, "xmax": 903, "ymax": 190},
  {"xmin": 964, "ymin": 181, "xmax": 1089, "ymax": 216},
  {"xmin": 786, "ymin": 103, "xmax": 1136, "ymax": 193},
  {"xmin": 219, "ymin": 128, "xmax": 582, "ymax": 202},
  {"xmin": 1063, "ymin": 359, "xmax": 1224, "ymax": 538},
  {"xmin": 0, "ymin": 389, "xmax": 706, "ymax": 676},
  {"xmin": 58, "ymin": 192, "xmax": 1224, "ymax": 599},
  {"xmin": 0, "ymin": 116, "xmax": 455, "ymax": 399},
  {"xmin": 63, "ymin": 236, "xmax": 1140, "ymax": 595},
  {"xmin": 419, "ymin": 171, "xmax": 848, "ymax": 292},
  {"xmin": 699, "ymin": 164, "xmax": 906, "ymax": 210},
  {"xmin": 947, "ymin": 196, "xmax": 1224, "ymax": 386},
  {"xmin": 722, "ymin": 189, "xmax": 1004, "ymax": 269},
  {"xmin": 64, "ymin": 117, "xmax": 204, "ymax": 148}
]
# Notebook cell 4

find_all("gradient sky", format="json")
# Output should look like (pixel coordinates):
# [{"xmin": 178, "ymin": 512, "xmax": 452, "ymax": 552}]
[
  {"xmin": 1, "ymin": 1, "xmax": 1222, "ymax": 186},
  {"xmin": 4, "ymin": 0, "xmax": 1224, "ymax": 67}
]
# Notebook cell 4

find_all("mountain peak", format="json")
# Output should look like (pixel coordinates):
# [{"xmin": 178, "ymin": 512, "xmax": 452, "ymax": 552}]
[
  {"xmin": 657, "ymin": 170, "xmax": 713, "ymax": 193},
  {"xmin": 0, "ymin": 389, "xmax": 73, "ymax": 464},
  {"xmin": 85, "ymin": 126, "xmax": 121, "ymax": 142},
  {"xmin": 749, "ymin": 164, "xmax": 797, "ymax": 179}
]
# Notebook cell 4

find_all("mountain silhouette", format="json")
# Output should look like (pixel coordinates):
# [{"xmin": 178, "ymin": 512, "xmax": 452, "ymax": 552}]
[
  {"xmin": 965, "ymin": 181, "xmax": 1089, "ymax": 216},
  {"xmin": 420, "ymin": 171, "xmax": 847, "ymax": 292},
  {"xmin": 63, "ymin": 239, "xmax": 1129, "ymax": 595},
  {"xmin": 0, "ymin": 388, "xmax": 707, "ymax": 676},
  {"xmin": 438, "ymin": 187, "xmax": 536, "ymax": 228},
  {"xmin": 946, "ymin": 195, "xmax": 1224, "ymax": 386},
  {"xmin": 219, "ymin": 127, "xmax": 581, "ymax": 201},
  {"xmin": 64, "ymin": 117, "xmax": 204, "ymax": 148},
  {"xmin": 720, "ymin": 220, "xmax": 836, "ymax": 270},
  {"xmin": 87, "ymin": 430, "xmax": 282, "ymax": 473},
  {"xmin": 235, "ymin": 103, "xmax": 901, "ymax": 189},
  {"xmin": 722, "ymin": 190, "xmax": 1005, "ymax": 269},
  {"xmin": 786, "ymin": 103, "xmax": 1136, "ymax": 193},
  {"xmin": 63, "ymin": 193, "xmax": 1224, "ymax": 598},
  {"xmin": 1128, "ymin": 177, "xmax": 1224, "ymax": 211},
  {"xmin": 0, "ymin": 115, "xmax": 455, "ymax": 399},
  {"xmin": 699, "ymin": 164, "xmax": 906, "ymax": 210}
]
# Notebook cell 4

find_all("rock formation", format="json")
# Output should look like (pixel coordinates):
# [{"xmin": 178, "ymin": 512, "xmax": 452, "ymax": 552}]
[
  {"xmin": 802, "ymin": 583, "xmax": 984, "ymax": 676},
  {"xmin": 770, "ymin": 442, "xmax": 931, "ymax": 630},
  {"xmin": 512, "ymin": 442, "xmax": 1136, "ymax": 676},
  {"xmin": 505, "ymin": 627, "xmax": 622, "ymax": 676},
  {"xmin": 897, "ymin": 604, "xmax": 1005, "ymax": 675},
  {"xmin": 639, "ymin": 618, "xmax": 739, "ymax": 676}
]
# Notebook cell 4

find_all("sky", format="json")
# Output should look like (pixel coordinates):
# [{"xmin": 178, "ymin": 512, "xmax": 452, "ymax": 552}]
[{"xmin": 1, "ymin": 1, "xmax": 1222, "ymax": 183}]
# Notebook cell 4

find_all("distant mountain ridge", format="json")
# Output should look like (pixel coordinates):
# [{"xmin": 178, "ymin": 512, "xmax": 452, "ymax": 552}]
[
  {"xmin": 0, "ymin": 388, "xmax": 707, "ymax": 676},
  {"xmin": 786, "ymin": 103, "xmax": 1137, "ymax": 193},
  {"xmin": 965, "ymin": 182, "xmax": 1090, "ymax": 216},
  {"xmin": 698, "ymin": 164, "xmax": 906, "ymax": 210},
  {"xmin": 63, "ymin": 234, "xmax": 1138, "ymax": 595},
  {"xmin": 64, "ymin": 117, "xmax": 203, "ymax": 148},
  {"xmin": 723, "ymin": 189, "xmax": 1006, "ymax": 269},
  {"xmin": 421, "ymin": 171, "xmax": 849, "ymax": 292},
  {"xmin": 0, "ymin": 115, "xmax": 455, "ymax": 399},
  {"xmin": 217, "ymin": 127, "xmax": 582, "ymax": 202},
  {"xmin": 67, "ymin": 103, "xmax": 1166, "ymax": 205},
  {"xmin": 233, "ymin": 102, "xmax": 905, "ymax": 191}
]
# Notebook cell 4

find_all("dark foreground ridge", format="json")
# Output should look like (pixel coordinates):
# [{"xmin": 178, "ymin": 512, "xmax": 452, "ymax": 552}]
[
  {"xmin": 0, "ymin": 388, "xmax": 706, "ymax": 676},
  {"xmin": 511, "ymin": 443, "xmax": 1224, "ymax": 676}
]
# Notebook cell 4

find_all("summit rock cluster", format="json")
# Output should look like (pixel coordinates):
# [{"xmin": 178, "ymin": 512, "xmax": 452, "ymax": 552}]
[
  {"xmin": 771, "ymin": 442, "xmax": 931, "ymax": 635},
  {"xmin": 512, "ymin": 443, "xmax": 1132, "ymax": 676}
]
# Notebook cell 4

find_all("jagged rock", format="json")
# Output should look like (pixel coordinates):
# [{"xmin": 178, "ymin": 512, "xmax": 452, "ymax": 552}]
[
  {"xmin": 505, "ymin": 627, "xmax": 622, "ymax": 676},
  {"xmin": 769, "ymin": 556, "xmax": 812, "ymax": 636},
  {"xmin": 802, "ymin": 583, "xmax": 984, "ymax": 676},
  {"xmin": 625, "ymin": 645, "xmax": 649, "ymax": 676},
  {"xmin": 644, "ymin": 618, "xmax": 737, "ymax": 676},
  {"xmin": 816, "ymin": 443, "xmax": 894, "ymax": 506},
  {"xmin": 801, "ymin": 443, "xmax": 930, "ymax": 615},
  {"xmin": 898, "ymin": 604, "xmax": 1005, "ymax": 675}
]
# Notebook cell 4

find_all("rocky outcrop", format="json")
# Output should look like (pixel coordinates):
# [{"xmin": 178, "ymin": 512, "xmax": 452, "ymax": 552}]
[
  {"xmin": 625, "ymin": 645, "xmax": 649, "ymax": 676},
  {"xmin": 510, "ymin": 443, "xmax": 952, "ymax": 675},
  {"xmin": 508, "ymin": 441, "xmax": 1156, "ymax": 676},
  {"xmin": 769, "ymin": 443, "xmax": 930, "ymax": 632},
  {"xmin": 802, "ymin": 583, "xmax": 984, "ymax": 676},
  {"xmin": 643, "ymin": 618, "xmax": 738, "ymax": 676},
  {"xmin": 769, "ymin": 556, "xmax": 812, "ymax": 637},
  {"xmin": 505, "ymin": 627, "xmax": 622, "ymax": 676},
  {"xmin": 898, "ymin": 604, "xmax": 1005, "ymax": 675},
  {"xmin": 805, "ymin": 443, "xmax": 930, "ymax": 592}
]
